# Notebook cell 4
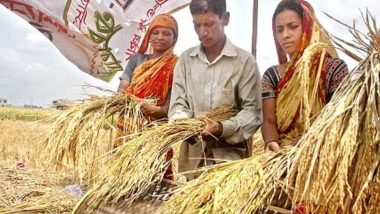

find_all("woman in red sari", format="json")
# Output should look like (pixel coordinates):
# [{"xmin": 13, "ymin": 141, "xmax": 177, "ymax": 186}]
[
  {"xmin": 118, "ymin": 13, "xmax": 178, "ymax": 120},
  {"xmin": 261, "ymin": 0, "xmax": 349, "ymax": 152},
  {"xmin": 117, "ymin": 14, "xmax": 178, "ymax": 179}
]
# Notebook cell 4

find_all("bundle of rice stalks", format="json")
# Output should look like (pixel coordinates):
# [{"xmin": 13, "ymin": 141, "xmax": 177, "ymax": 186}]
[
  {"xmin": 159, "ymin": 149, "xmax": 295, "ymax": 214},
  {"xmin": 229, "ymin": 12, "xmax": 380, "ymax": 214},
  {"xmin": 326, "ymin": 10, "xmax": 380, "ymax": 60},
  {"xmin": 42, "ymin": 93, "xmax": 152, "ymax": 183},
  {"xmin": 237, "ymin": 53, "xmax": 379, "ymax": 213},
  {"xmin": 162, "ymin": 11, "xmax": 380, "ymax": 214},
  {"xmin": 0, "ymin": 161, "xmax": 77, "ymax": 213},
  {"xmin": 280, "ymin": 13, "xmax": 380, "ymax": 213},
  {"xmin": 72, "ymin": 106, "xmax": 236, "ymax": 213}
]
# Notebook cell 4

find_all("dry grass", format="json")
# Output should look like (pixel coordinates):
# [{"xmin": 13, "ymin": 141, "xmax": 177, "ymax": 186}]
[
  {"xmin": 0, "ymin": 160, "xmax": 77, "ymax": 214},
  {"xmin": 0, "ymin": 120, "xmax": 49, "ymax": 168},
  {"xmin": 0, "ymin": 120, "xmax": 79, "ymax": 213}
]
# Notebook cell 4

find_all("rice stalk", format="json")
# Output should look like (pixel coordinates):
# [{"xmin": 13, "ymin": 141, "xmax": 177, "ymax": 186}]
[
  {"xmin": 159, "ymin": 31, "xmax": 333, "ymax": 214},
  {"xmin": 274, "ymin": 12, "xmax": 380, "ymax": 213},
  {"xmin": 174, "ymin": 43, "xmax": 379, "ymax": 214},
  {"xmin": 244, "ymin": 21, "xmax": 380, "ymax": 213},
  {"xmin": 161, "ymin": 11, "xmax": 380, "ymax": 214},
  {"xmin": 229, "ymin": 12, "xmax": 380, "ymax": 214},
  {"xmin": 72, "ymin": 106, "xmax": 236, "ymax": 213},
  {"xmin": 243, "ymin": 12, "xmax": 380, "ymax": 214},
  {"xmin": 159, "ymin": 149, "xmax": 295, "ymax": 214},
  {"xmin": 275, "ymin": 52, "xmax": 379, "ymax": 213},
  {"xmin": 327, "ymin": 10, "xmax": 380, "ymax": 60},
  {"xmin": 41, "ymin": 93, "xmax": 152, "ymax": 184}
]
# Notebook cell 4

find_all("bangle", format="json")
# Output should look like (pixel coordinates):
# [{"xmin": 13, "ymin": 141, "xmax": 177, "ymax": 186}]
[
  {"xmin": 217, "ymin": 122, "xmax": 223, "ymax": 137},
  {"xmin": 265, "ymin": 140, "xmax": 280, "ymax": 145}
]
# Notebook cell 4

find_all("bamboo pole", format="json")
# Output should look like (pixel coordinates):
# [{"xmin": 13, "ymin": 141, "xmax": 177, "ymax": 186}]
[{"xmin": 251, "ymin": 0, "xmax": 258, "ymax": 57}]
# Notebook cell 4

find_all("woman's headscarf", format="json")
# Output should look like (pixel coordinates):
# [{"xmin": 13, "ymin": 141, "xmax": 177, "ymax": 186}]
[
  {"xmin": 273, "ymin": 0, "xmax": 338, "ymax": 144},
  {"xmin": 138, "ymin": 13, "xmax": 178, "ymax": 54}
]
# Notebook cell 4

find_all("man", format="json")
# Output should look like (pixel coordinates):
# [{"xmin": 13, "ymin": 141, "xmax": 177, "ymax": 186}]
[{"xmin": 169, "ymin": 0, "xmax": 262, "ymax": 179}]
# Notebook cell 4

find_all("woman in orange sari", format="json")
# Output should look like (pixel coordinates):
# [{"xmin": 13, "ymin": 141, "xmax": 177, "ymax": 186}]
[
  {"xmin": 117, "ymin": 14, "xmax": 178, "ymax": 179},
  {"xmin": 262, "ymin": 0, "xmax": 349, "ymax": 152},
  {"xmin": 118, "ymin": 13, "xmax": 178, "ymax": 120}
]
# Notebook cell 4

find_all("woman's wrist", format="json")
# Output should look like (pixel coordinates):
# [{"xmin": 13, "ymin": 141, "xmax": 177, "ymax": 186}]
[{"xmin": 151, "ymin": 105, "xmax": 161, "ymax": 116}]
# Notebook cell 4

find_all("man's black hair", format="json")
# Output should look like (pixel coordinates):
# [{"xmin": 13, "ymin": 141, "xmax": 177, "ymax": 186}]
[{"xmin": 190, "ymin": 0, "xmax": 226, "ymax": 17}]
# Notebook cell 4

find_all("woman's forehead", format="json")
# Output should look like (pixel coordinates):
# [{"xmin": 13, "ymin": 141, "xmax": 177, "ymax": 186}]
[
  {"xmin": 151, "ymin": 26, "xmax": 173, "ymax": 32},
  {"xmin": 275, "ymin": 10, "xmax": 302, "ymax": 26}
]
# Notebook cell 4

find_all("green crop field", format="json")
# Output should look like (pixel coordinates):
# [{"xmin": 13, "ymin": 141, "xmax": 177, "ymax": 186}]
[{"xmin": 0, "ymin": 106, "xmax": 59, "ymax": 122}]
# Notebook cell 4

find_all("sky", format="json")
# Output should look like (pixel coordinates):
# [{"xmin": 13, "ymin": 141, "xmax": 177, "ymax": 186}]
[{"xmin": 0, "ymin": 0, "xmax": 378, "ymax": 107}]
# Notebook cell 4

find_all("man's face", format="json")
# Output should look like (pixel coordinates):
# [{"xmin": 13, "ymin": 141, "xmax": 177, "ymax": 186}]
[{"xmin": 192, "ymin": 11, "xmax": 229, "ymax": 49}]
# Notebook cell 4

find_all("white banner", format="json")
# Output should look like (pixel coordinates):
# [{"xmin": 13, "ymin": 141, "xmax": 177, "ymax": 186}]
[{"xmin": 0, "ymin": 0, "xmax": 190, "ymax": 81}]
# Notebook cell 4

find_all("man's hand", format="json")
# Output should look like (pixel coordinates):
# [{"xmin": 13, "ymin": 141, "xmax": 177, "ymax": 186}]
[
  {"xmin": 140, "ymin": 102, "xmax": 159, "ymax": 116},
  {"xmin": 198, "ymin": 116, "xmax": 223, "ymax": 140},
  {"xmin": 265, "ymin": 141, "xmax": 280, "ymax": 152},
  {"xmin": 117, "ymin": 80, "xmax": 129, "ymax": 93}
]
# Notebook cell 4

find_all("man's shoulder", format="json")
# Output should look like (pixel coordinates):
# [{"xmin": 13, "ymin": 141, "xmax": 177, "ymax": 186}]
[
  {"xmin": 179, "ymin": 46, "xmax": 199, "ymax": 58},
  {"xmin": 230, "ymin": 43, "xmax": 256, "ymax": 62}
]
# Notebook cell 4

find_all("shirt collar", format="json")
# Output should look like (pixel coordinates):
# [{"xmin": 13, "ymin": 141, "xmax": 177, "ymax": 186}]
[{"xmin": 190, "ymin": 37, "xmax": 237, "ymax": 64}]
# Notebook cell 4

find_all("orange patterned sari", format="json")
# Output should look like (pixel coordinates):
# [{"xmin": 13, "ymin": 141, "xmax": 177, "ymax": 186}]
[
  {"xmin": 117, "ymin": 13, "xmax": 178, "ymax": 135},
  {"xmin": 126, "ymin": 13, "xmax": 178, "ymax": 107},
  {"xmin": 126, "ymin": 52, "xmax": 177, "ymax": 106},
  {"xmin": 118, "ymin": 14, "xmax": 178, "ymax": 179}
]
